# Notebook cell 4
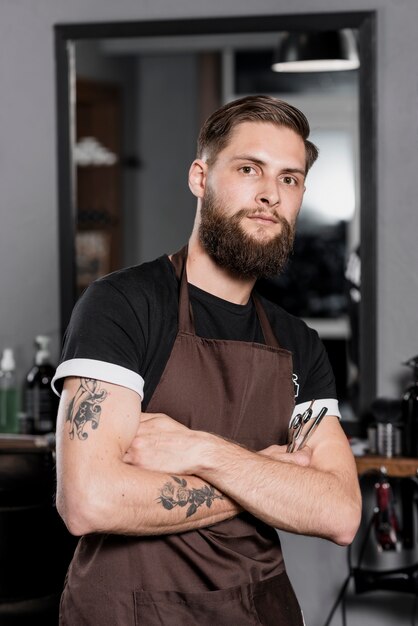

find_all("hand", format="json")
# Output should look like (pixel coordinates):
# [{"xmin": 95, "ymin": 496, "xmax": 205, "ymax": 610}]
[
  {"xmin": 123, "ymin": 413, "xmax": 206, "ymax": 475},
  {"xmin": 258, "ymin": 444, "xmax": 312, "ymax": 467}
]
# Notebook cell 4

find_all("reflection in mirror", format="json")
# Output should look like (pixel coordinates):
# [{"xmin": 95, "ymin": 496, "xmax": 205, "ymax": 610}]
[{"xmin": 55, "ymin": 14, "xmax": 376, "ymax": 423}]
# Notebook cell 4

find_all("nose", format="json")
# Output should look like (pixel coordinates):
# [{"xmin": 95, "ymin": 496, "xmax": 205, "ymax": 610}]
[{"xmin": 255, "ymin": 178, "xmax": 280, "ymax": 208}]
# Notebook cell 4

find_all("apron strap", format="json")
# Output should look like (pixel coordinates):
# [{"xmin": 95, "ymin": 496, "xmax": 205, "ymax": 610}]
[
  {"xmin": 170, "ymin": 245, "xmax": 281, "ymax": 347},
  {"xmin": 170, "ymin": 245, "xmax": 187, "ymax": 281},
  {"xmin": 170, "ymin": 245, "xmax": 195, "ymax": 334},
  {"xmin": 253, "ymin": 295, "xmax": 280, "ymax": 348}
]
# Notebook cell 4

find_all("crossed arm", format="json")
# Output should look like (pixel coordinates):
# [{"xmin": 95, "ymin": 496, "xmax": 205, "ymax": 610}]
[{"xmin": 55, "ymin": 377, "xmax": 361, "ymax": 545}]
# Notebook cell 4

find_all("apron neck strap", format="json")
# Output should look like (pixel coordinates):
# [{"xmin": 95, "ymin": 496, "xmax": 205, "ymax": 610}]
[
  {"xmin": 253, "ymin": 295, "xmax": 280, "ymax": 348},
  {"xmin": 170, "ymin": 245, "xmax": 187, "ymax": 281},
  {"xmin": 170, "ymin": 245, "xmax": 280, "ymax": 347},
  {"xmin": 170, "ymin": 245, "xmax": 195, "ymax": 334}
]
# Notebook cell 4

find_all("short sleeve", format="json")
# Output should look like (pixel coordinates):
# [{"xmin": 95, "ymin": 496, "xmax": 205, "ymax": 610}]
[
  {"xmin": 52, "ymin": 278, "xmax": 146, "ymax": 398},
  {"xmin": 290, "ymin": 326, "xmax": 341, "ymax": 419},
  {"xmin": 298, "ymin": 331, "xmax": 337, "ymax": 402}
]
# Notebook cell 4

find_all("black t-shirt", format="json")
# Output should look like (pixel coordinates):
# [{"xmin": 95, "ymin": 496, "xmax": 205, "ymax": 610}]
[{"xmin": 52, "ymin": 255, "xmax": 340, "ymax": 419}]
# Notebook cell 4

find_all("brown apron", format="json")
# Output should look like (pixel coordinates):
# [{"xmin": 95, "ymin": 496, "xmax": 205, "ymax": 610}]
[{"xmin": 60, "ymin": 246, "xmax": 304, "ymax": 626}]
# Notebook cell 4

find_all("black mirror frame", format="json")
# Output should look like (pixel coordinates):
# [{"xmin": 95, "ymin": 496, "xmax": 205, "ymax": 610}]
[{"xmin": 54, "ymin": 11, "xmax": 377, "ymax": 416}]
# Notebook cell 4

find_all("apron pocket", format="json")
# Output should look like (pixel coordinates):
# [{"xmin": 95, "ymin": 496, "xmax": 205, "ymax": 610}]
[
  {"xmin": 251, "ymin": 572, "xmax": 304, "ymax": 626},
  {"xmin": 133, "ymin": 583, "xmax": 262, "ymax": 626}
]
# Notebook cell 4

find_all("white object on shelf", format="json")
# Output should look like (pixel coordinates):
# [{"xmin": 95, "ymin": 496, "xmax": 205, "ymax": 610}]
[{"xmin": 302, "ymin": 316, "xmax": 351, "ymax": 340}]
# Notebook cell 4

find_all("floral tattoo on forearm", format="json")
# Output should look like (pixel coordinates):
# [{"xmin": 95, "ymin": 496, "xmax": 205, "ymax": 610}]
[
  {"xmin": 66, "ymin": 378, "xmax": 108, "ymax": 440},
  {"xmin": 158, "ymin": 476, "xmax": 224, "ymax": 518}
]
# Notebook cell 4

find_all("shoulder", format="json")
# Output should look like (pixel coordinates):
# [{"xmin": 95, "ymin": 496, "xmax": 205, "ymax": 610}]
[
  {"xmin": 57, "ymin": 255, "xmax": 179, "ymax": 393},
  {"xmin": 97, "ymin": 254, "xmax": 176, "ymax": 300},
  {"xmin": 64, "ymin": 254, "xmax": 179, "ymax": 353},
  {"xmin": 74, "ymin": 255, "xmax": 177, "ymax": 316}
]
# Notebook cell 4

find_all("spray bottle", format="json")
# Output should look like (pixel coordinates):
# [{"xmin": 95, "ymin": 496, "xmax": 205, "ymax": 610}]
[
  {"xmin": 402, "ymin": 355, "xmax": 418, "ymax": 457},
  {"xmin": 0, "ymin": 348, "xmax": 19, "ymax": 433}
]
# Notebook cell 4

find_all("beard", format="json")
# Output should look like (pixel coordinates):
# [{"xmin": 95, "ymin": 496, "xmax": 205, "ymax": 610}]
[{"xmin": 198, "ymin": 187, "xmax": 296, "ymax": 279}]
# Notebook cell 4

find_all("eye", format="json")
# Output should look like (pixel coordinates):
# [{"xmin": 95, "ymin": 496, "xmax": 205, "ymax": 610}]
[
  {"xmin": 280, "ymin": 175, "xmax": 298, "ymax": 186},
  {"xmin": 239, "ymin": 165, "xmax": 257, "ymax": 175}
]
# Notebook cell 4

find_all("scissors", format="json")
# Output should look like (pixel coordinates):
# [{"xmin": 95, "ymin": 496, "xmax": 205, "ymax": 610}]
[
  {"xmin": 287, "ymin": 413, "xmax": 303, "ymax": 453},
  {"xmin": 287, "ymin": 403, "xmax": 328, "ymax": 453},
  {"xmin": 287, "ymin": 402, "xmax": 314, "ymax": 453},
  {"xmin": 295, "ymin": 406, "xmax": 328, "ymax": 451}
]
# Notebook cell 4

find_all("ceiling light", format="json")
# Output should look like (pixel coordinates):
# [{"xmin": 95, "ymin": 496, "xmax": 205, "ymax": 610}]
[{"xmin": 271, "ymin": 29, "xmax": 359, "ymax": 73}]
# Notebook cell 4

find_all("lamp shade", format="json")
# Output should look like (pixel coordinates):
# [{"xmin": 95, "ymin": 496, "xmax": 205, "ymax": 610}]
[{"xmin": 272, "ymin": 29, "xmax": 359, "ymax": 72}]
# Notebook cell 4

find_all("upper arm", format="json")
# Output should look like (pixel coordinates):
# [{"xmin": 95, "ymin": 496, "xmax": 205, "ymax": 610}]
[
  {"xmin": 55, "ymin": 376, "xmax": 142, "ymax": 525},
  {"xmin": 306, "ymin": 415, "xmax": 361, "ymax": 500},
  {"xmin": 57, "ymin": 375, "xmax": 141, "ymax": 449}
]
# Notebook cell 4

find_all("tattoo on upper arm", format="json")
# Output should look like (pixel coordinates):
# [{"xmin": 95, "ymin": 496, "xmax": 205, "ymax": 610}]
[
  {"xmin": 66, "ymin": 378, "xmax": 108, "ymax": 440},
  {"xmin": 158, "ymin": 476, "xmax": 224, "ymax": 518}
]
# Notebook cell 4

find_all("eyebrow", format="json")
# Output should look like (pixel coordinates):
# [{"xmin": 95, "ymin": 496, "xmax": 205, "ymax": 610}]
[{"xmin": 230, "ymin": 155, "xmax": 306, "ymax": 177}]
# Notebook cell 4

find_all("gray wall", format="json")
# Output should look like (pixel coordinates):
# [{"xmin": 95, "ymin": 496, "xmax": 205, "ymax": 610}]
[{"xmin": 1, "ymin": 1, "xmax": 418, "ymax": 624}]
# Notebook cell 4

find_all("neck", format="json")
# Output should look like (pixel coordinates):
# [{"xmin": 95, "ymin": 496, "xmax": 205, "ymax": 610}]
[{"xmin": 184, "ymin": 231, "xmax": 256, "ymax": 305}]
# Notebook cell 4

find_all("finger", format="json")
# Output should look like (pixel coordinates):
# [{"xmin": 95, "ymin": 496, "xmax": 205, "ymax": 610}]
[
  {"xmin": 259, "ymin": 445, "xmax": 287, "ymax": 458},
  {"xmin": 291, "ymin": 446, "xmax": 312, "ymax": 466}
]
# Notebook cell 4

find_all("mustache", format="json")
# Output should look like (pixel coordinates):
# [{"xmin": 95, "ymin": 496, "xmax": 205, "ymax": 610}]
[{"xmin": 232, "ymin": 207, "xmax": 290, "ymax": 226}]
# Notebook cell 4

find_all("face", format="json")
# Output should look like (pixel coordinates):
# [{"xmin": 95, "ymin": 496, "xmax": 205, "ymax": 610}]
[{"xmin": 195, "ymin": 121, "xmax": 307, "ymax": 278}]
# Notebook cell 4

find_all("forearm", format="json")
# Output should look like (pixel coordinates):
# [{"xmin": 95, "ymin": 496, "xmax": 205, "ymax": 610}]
[
  {"xmin": 119, "ymin": 412, "xmax": 361, "ymax": 545},
  {"xmin": 57, "ymin": 458, "xmax": 239, "ymax": 537},
  {"xmin": 110, "ymin": 464, "xmax": 240, "ymax": 536},
  {"xmin": 195, "ymin": 434, "xmax": 361, "ymax": 545}
]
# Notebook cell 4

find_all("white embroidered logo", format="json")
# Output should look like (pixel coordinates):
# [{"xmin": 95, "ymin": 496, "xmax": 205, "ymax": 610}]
[{"xmin": 292, "ymin": 373, "xmax": 300, "ymax": 398}]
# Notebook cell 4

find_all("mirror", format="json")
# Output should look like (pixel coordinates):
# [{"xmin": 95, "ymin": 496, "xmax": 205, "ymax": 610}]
[{"xmin": 55, "ymin": 12, "xmax": 377, "ymax": 420}]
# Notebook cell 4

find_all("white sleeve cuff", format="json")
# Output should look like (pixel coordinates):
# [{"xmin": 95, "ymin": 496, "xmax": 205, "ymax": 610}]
[
  {"xmin": 290, "ymin": 398, "xmax": 341, "ymax": 425},
  {"xmin": 51, "ymin": 358, "xmax": 144, "ymax": 399}
]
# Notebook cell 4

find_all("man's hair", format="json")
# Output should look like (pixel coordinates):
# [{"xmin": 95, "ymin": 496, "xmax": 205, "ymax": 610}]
[{"xmin": 197, "ymin": 94, "xmax": 318, "ymax": 173}]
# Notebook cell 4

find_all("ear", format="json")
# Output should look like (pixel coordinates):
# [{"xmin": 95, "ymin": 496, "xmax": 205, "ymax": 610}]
[{"xmin": 188, "ymin": 159, "xmax": 208, "ymax": 198}]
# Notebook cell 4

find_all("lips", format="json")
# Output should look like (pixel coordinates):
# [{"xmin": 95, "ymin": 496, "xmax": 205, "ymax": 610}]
[{"xmin": 247, "ymin": 212, "xmax": 279, "ymax": 224}]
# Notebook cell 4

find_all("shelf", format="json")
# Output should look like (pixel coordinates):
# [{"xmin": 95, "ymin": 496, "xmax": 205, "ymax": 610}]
[
  {"xmin": 355, "ymin": 455, "xmax": 418, "ymax": 477},
  {"xmin": 302, "ymin": 316, "xmax": 351, "ymax": 340},
  {"xmin": 0, "ymin": 433, "xmax": 53, "ymax": 452}
]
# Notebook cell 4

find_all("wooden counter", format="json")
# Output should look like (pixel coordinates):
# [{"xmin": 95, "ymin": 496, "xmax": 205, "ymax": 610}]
[
  {"xmin": 0, "ymin": 433, "xmax": 52, "ymax": 451},
  {"xmin": 355, "ymin": 454, "xmax": 418, "ymax": 477}
]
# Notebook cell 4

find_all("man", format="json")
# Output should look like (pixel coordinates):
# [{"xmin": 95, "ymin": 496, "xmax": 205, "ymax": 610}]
[{"xmin": 53, "ymin": 95, "xmax": 361, "ymax": 625}]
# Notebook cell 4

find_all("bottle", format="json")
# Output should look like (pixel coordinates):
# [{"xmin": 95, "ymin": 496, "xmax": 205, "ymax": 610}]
[
  {"xmin": 402, "ymin": 355, "xmax": 418, "ymax": 457},
  {"xmin": 0, "ymin": 348, "xmax": 19, "ymax": 433},
  {"xmin": 17, "ymin": 410, "xmax": 32, "ymax": 435},
  {"xmin": 24, "ymin": 335, "xmax": 58, "ymax": 434}
]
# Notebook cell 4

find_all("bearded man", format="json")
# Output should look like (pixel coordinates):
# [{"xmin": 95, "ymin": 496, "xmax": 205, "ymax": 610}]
[{"xmin": 53, "ymin": 95, "xmax": 361, "ymax": 626}]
